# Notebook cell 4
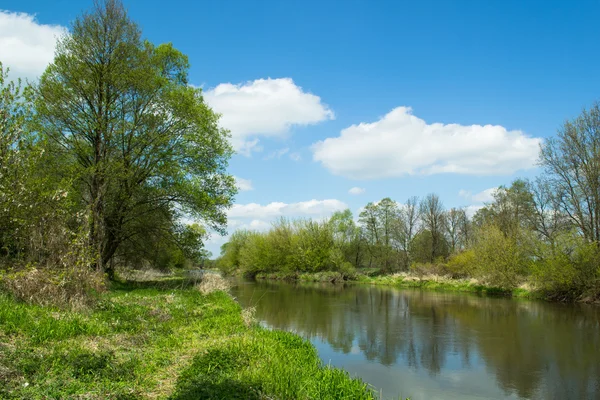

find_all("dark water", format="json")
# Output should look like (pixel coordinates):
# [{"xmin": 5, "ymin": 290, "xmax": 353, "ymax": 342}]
[{"xmin": 230, "ymin": 279, "xmax": 600, "ymax": 400}]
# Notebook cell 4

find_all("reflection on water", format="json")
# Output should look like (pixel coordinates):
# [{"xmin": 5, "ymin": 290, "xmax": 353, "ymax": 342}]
[{"xmin": 230, "ymin": 280, "xmax": 600, "ymax": 400}]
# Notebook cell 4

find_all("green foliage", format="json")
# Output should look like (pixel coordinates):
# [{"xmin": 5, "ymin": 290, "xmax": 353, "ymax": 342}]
[
  {"xmin": 472, "ymin": 224, "xmax": 530, "ymax": 289},
  {"xmin": 410, "ymin": 230, "xmax": 450, "ymax": 265},
  {"xmin": 473, "ymin": 180, "xmax": 535, "ymax": 238},
  {"xmin": 218, "ymin": 217, "xmax": 358, "ymax": 279},
  {"xmin": 531, "ymin": 233, "xmax": 600, "ymax": 301},
  {"xmin": 446, "ymin": 250, "xmax": 476, "ymax": 278},
  {"xmin": 34, "ymin": 0, "xmax": 235, "ymax": 277}
]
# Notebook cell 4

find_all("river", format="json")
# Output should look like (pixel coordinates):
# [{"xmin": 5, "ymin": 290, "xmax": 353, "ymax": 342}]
[{"xmin": 230, "ymin": 279, "xmax": 600, "ymax": 400}]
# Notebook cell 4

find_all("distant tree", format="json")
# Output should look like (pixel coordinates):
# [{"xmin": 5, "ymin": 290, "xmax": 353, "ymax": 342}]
[
  {"xmin": 445, "ymin": 207, "xmax": 468, "ymax": 254},
  {"xmin": 473, "ymin": 180, "xmax": 535, "ymax": 239},
  {"xmin": 527, "ymin": 177, "xmax": 570, "ymax": 249},
  {"xmin": 35, "ymin": 0, "xmax": 236, "ymax": 278},
  {"xmin": 419, "ymin": 194, "xmax": 447, "ymax": 262},
  {"xmin": 329, "ymin": 209, "xmax": 364, "ymax": 267},
  {"xmin": 359, "ymin": 198, "xmax": 401, "ymax": 272},
  {"xmin": 539, "ymin": 101, "xmax": 600, "ymax": 243},
  {"xmin": 394, "ymin": 196, "xmax": 420, "ymax": 269},
  {"xmin": 410, "ymin": 229, "xmax": 449, "ymax": 264}
]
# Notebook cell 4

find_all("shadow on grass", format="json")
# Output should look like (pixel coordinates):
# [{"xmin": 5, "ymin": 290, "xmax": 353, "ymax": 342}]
[
  {"xmin": 110, "ymin": 278, "xmax": 197, "ymax": 292},
  {"xmin": 169, "ymin": 379, "xmax": 261, "ymax": 400},
  {"xmin": 168, "ymin": 347, "xmax": 261, "ymax": 400}
]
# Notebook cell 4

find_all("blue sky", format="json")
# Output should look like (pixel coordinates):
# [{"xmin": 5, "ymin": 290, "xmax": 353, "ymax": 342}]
[{"xmin": 2, "ymin": 0, "xmax": 600, "ymax": 255}]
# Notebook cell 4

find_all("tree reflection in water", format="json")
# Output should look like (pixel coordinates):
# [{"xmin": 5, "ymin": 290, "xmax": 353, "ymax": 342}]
[{"xmin": 231, "ymin": 280, "xmax": 600, "ymax": 400}]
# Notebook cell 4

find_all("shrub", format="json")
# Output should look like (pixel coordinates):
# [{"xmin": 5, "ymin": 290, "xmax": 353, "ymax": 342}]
[
  {"xmin": 532, "ymin": 234, "xmax": 600, "ymax": 301},
  {"xmin": 472, "ymin": 225, "xmax": 529, "ymax": 289},
  {"xmin": 446, "ymin": 250, "xmax": 477, "ymax": 278}
]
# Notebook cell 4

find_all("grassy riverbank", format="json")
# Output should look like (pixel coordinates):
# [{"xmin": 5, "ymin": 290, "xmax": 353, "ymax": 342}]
[
  {"xmin": 355, "ymin": 273, "xmax": 537, "ymax": 299},
  {"xmin": 254, "ymin": 270, "xmax": 540, "ymax": 300},
  {"xmin": 255, "ymin": 271, "xmax": 350, "ymax": 283},
  {"xmin": 0, "ymin": 275, "xmax": 375, "ymax": 399}
]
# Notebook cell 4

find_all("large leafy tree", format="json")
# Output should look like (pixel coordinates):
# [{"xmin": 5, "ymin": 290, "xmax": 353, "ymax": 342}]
[{"xmin": 35, "ymin": 0, "xmax": 236, "ymax": 278}]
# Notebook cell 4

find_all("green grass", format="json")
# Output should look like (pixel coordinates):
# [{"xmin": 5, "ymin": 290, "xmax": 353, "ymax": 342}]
[
  {"xmin": 356, "ymin": 274, "xmax": 542, "ymax": 299},
  {"xmin": 0, "ymin": 281, "xmax": 376, "ymax": 399}
]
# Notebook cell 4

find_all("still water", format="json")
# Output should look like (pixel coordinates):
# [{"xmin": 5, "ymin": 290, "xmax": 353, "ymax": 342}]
[{"xmin": 230, "ymin": 279, "xmax": 600, "ymax": 400}]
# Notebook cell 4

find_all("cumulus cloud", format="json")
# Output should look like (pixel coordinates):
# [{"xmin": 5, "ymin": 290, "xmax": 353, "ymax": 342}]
[
  {"xmin": 465, "ymin": 204, "xmax": 485, "ymax": 218},
  {"xmin": 312, "ymin": 107, "xmax": 542, "ymax": 179},
  {"xmin": 459, "ymin": 187, "xmax": 498, "ymax": 203},
  {"xmin": 0, "ymin": 10, "xmax": 67, "ymax": 79},
  {"xmin": 348, "ymin": 187, "xmax": 366, "ymax": 195},
  {"xmin": 234, "ymin": 176, "xmax": 253, "ymax": 191},
  {"xmin": 204, "ymin": 78, "xmax": 334, "ymax": 155}
]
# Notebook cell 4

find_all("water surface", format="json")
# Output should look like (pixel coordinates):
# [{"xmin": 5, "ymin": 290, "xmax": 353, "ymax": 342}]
[{"xmin": 230, "ymin": 279, "xmax": 600, "ymax": 400}]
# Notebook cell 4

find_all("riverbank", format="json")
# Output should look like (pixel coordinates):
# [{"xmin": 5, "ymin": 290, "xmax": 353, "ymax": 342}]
[
  {"xmin": 356, "ymin": 272, "xmax": 538, "ymax": 298},
  {"xmin": 0, "ymin": 275, "xmax": 376, "ymax": 399},
  {"xmin": 255, "ymin": 271, "xmax": 349, "ymax": 283},
  {"xmin": 254, "ymin": 270, "xmax": 541, "ymax": 300}
]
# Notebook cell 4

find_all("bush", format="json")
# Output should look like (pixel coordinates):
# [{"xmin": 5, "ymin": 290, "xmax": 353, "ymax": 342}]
[
  {"xmin": 532, "ymin": 234, "xmax": 600, "ymax": 301},
  {"xmin": 472, "ymin": 225, "xmax": 529, "ymax": 289},
  {"xmin": 446, "ymin": 250, "xmax": 477, "ymax": 278}
]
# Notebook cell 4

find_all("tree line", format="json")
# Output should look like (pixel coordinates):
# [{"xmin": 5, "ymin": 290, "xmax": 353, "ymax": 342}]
[
  {"xmin": 0, "ymin": 0, "xmax": 236, "ymax": 293},
  {"xmin": 219, "ymin": 103, "xmax": 600, "ymax": 301}
]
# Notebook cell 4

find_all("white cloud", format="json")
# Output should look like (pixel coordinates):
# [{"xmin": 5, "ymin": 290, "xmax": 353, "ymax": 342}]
[
  {"xmin": 264, "ymin": 147, "xmax": 289, "ymax": 160},
  {"xmin": 289, "ymin": 152, "xmax": 302, "ymax": 162},
  {"xmin": 228, "ymin": 199, "xmax": 348, "ymax": 220},
  {"xmin": 348, "ymin": 187, "xmax": 366, "ymax": 195},
  {"xmin": 465, "ymin": 204, "xmax": 485, "ymax": 218},
  {"xmin": 459, "ymin": 187, "xmax": 498, "ymax": 203},
  {"xmin": 234, "ymin": 176, "xmax": 253, "ymax": 191},
  {"xmin": 312, "ymin": 107, "xmax": 542, "ymax": 179},
  {"xmin": 0, "ymin": 10, "xmax": 67, "ymax": 79},
  {"xmin": 204, "ymin": 78, "xmax": 334, "ymax": 155}
]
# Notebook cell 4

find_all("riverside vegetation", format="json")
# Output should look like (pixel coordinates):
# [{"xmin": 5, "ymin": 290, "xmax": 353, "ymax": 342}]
[
  {"xmin": 0, "ymin": 273, "xmax": 376, "ymax": 399},
  {"xmin": 0, "ymin": 0, "xmax": 379, "ymax": 398},
  {"xmin": 218, "ymin": 106, "xmax": 600, "ymax": 302}
]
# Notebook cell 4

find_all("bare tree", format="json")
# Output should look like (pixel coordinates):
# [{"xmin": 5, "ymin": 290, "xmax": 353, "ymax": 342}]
[
  {"xmin": 445, "ymin": 208, "xmax": 467, "ymax": 253},
  {"xmin": 419, "ymin": 194, "xmax": 446, "ymax": 262},
  {"xmin": 539, "ymin": 102, "xmax": 600, "ymax": 243},
  {"xmin": 395, "ymin": 196, "xmax": 420, "ymax": 269}
]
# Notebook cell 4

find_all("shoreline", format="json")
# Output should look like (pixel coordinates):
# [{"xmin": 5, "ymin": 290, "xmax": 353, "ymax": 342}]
[
  {"xmin": 253, "ymin": 271, "xmax": 543, "ymax": 300},
  {"xmin": 0, "ymin": 275, "xmax": 378, "ymax": 399}
]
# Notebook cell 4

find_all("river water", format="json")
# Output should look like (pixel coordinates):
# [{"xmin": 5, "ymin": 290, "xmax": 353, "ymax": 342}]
[{"xmin": 230, "ymin": 279, "xmax": 600, "ymax": 400}]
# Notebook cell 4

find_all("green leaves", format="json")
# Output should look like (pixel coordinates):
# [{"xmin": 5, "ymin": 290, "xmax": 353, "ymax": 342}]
[{"xmin": 33, "ymin": 0, "xmax": 236, "ymax": 273}]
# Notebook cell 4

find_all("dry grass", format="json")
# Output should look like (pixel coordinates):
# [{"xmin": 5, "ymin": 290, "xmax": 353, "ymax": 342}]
[
  {"xmin": 195, "ymin": 273, "xmax": 230, "ymax": 295},
  {"xmin": 241, "ymin": 306, "xmax": 256, "ymax": 327},
  {"xmin": 0, "ymin": 266, "xmax": 106, "ymax": 310},
  {"xmin": 118, "ymin": 269, "xmax": 174, "ymax": 282}
]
